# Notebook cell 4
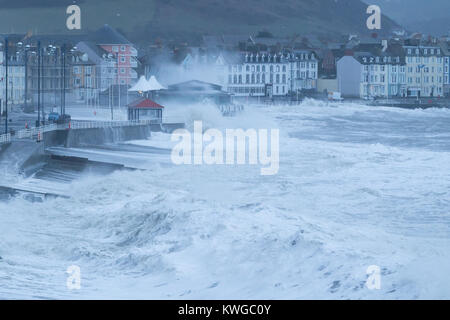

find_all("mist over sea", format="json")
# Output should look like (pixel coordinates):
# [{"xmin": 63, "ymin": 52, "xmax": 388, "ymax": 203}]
[{"xmin": 1, "ymin": 100, "xmax": 450, "ymax": 299}]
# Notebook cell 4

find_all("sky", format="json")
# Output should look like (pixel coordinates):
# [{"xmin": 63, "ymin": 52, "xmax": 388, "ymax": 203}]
[
  {"xmin": 0, "ymin": 0, "xmax": 448, "ymax": 36},
  {"xmin": 363, "ymin": 0, "xmax": 450, "ymax": 35}
]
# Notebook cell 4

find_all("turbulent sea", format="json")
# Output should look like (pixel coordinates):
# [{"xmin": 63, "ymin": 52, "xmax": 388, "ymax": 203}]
[{"xmin": 1, "ymin": 100, "xmax": 450, "ymax": 299}]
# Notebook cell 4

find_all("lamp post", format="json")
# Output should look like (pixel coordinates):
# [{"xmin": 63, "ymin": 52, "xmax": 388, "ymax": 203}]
[
  {"xmin": 418, "ymin": 64, "xmax": 425, "ymax": 102},
  {"xmin": 4, "ymin": 37, "xmax": 9, "ymax": 134},
  {"xmin": 23, "ymin": 44, "xmax": 31, "ymax": 113}
]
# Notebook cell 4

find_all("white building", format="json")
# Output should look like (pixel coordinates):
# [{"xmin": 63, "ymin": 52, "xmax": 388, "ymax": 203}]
[
  {"xmin": 0, "ymin": 51, "xmax": 26, "ymax": 111},
  {"xmin": 404, "ymin": 45, "xmax": 444, "ymax": 98},
  {"xmin": 225, "ymin": 51, "xmax": 318, "ymax": 98},
  {"xmin": 337, "ymin": 44, "xmax": 445, "ymax": 99},
  {"xmin": 439, "ymin": 42, "xmax": 450, "ymax": 96},
  {"xmin": 338, "ymin": 51, "xmax": 406, "ymax": 99},
  {"xmin": 444, "ymin": 56, "xmax": 450, "ymax": 96}
]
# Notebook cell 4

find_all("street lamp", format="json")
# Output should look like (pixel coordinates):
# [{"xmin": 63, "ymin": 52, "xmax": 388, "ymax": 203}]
[
  {"xmin": 418, "ymin": 64, "xmax": 425, "ymax": 102},
  {"xmin": 23, "ymin": 44, "xmax": 32, "ymax": 113},
  {"xmin": 3, "ymin": 37, "xmax": 9, "ymax": 134}
]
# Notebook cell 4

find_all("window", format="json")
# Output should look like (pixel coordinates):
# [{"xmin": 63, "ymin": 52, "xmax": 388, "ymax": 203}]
[
  {"xmin": 113, "ymin": 46, "xmax": 119, "ymax": 52},
  {"xmin": 120, "ymin": 46, "xmax": 126, "ymax": 52}
]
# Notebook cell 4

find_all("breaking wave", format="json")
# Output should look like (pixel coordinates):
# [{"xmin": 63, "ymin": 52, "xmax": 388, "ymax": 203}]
[{"xmin": 1, "ymin": 100, "xmax": 450, "ymax": 299}]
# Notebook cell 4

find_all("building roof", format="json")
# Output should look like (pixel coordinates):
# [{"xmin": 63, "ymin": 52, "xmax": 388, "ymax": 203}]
[
  {"xmin": 90, "ymin": 25, "xmax": 131, "ymax": 45},
  {"xmin": 168, "ymin": 80, "xmax": 223, "ymax": 93},
  {"xmin": 128, "ymin": 97, "xmax": 164, "ymax": 109},
  {"xmin": 76, "ymin": 41, "xmax": 111, "ymax": 60}
]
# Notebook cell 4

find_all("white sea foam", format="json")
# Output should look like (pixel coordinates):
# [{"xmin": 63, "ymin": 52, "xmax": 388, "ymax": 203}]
[{"xmin": 1, "ymin": 100, "xmax": 450, "ymax": 299}]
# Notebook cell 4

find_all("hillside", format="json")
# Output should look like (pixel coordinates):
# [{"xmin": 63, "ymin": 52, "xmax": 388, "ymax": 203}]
[
  {"xmin": 365, "ymin": 0, "xmax": 450, "ymax": 36},
  {"xmin": 0, "ymin": 0, "xmax": 400, "ymax": 42}
]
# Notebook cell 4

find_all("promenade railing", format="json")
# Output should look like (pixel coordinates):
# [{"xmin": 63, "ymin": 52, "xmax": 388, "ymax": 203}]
[{"xmin": 0, "ymin": 133, "xmax": 11, "ymax": 145}]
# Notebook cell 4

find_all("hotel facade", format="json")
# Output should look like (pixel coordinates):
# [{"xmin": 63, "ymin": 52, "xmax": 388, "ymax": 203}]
[
  {"xmin": 225, "ymin": 51, "xmax": 318, "ymax": 98},
  {"xmin": 338, "ymin": 44, "xmax": 446, "ymax": 99}
]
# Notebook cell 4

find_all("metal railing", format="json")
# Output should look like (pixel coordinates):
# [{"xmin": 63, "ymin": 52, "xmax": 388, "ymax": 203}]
[
  {"xmin": 16, "ymin": 124, "xmax": 58, "ymax": 139},
  {"xmin": 0, "ymin": 133, "xmax": 11, "ymax": 145},
  {"xmin": 162, "ymin": 116, "xmax": 185, "ymax": 124},
  {"xmin": 13, "ymin": 119, "xmax": 161, "ymax": 141},
  {"xmin": 69, "ymin": 119, "xmax": 160, "ymax": 130},
  {"xmin": 5, "ymin": 117, "xmax": 185, "ymax": 144}
]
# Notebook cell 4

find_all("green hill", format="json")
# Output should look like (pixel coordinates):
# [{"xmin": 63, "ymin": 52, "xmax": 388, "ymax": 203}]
[{"xmin": 0, "ymin": 0, "xmax": 399, "ymax": 42}]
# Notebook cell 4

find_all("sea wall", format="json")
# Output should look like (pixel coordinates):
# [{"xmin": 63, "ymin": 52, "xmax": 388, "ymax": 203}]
[
  {"xmin": 64, "ymin": 125, "xmax": 151, "ymax": 148},
  {"xmin": 0, "ymin": 124, "xmax": 152, "ymax": 177}
]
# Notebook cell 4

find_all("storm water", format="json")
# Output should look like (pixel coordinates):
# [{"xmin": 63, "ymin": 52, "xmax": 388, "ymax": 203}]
[{"xmin": 1, "ymin": 100, "xmax": 450, "ymax": 299}]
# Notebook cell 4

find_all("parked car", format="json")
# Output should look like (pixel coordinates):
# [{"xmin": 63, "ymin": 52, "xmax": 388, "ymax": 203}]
[
  {"xmin": 48, "ymin": 112, "xmax": 60, "ymax": 122},
  {"xmin": 56, "ymin": 114, "xmax": 71, "ymax": 124}
]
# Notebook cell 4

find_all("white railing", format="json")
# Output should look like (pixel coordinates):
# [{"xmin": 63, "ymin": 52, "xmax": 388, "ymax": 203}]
[
  {"xmin": 162, "ymin": 116, "xmax": 185, "ymax": 124},
  {"xmin": 9, "ymin": 118, "xmax": 186, "ymax": 143},
  {"xmin": 14, "ymin": 120, "xmax": 160, "ymax": 141},
  {"xmin": 0, "ymin": 133, "xmax": 11, "ymax": 145},
  {"xmin": 69, "ymin": 119, "xmax": 159, "ymax": 130},
  {"xmin": 16, "ymin": 124, "xmax": 59, "ymax": 139}
]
